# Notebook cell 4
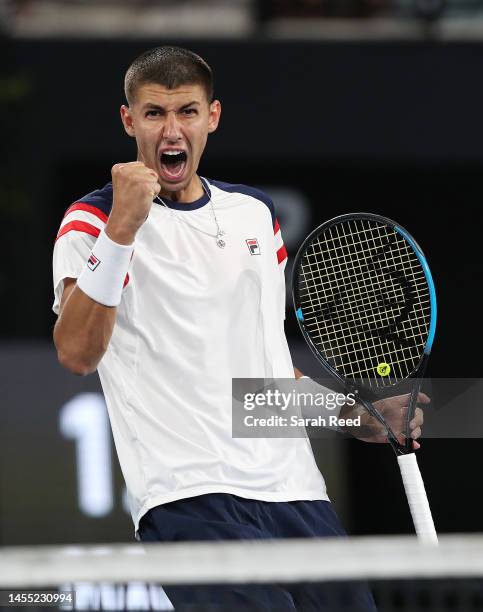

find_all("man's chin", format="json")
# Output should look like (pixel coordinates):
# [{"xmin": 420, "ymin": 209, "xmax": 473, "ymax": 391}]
[
  {"xmin": 159, "ymin": 167, "xmax": 201, "ymax": 199},
  {"xmin": 159, "ymin": 177, "xmax": 196, "ymax": 200}
]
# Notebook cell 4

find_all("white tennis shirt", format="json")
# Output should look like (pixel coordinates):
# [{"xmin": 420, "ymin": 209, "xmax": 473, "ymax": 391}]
[{"xmin": 52, "ymin": 178, "xmax": 328, "ymax": 535}]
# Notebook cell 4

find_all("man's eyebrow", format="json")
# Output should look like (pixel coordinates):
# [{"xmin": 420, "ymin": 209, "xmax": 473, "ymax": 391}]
[{"xmin": 142, "ymin": 101, "xmax": 201, "ymax": 111}]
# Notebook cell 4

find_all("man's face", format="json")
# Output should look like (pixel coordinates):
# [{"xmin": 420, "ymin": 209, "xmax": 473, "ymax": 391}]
[{"xmin": 121, "ymin": 83, "xmax": 221, "ymax": 197}]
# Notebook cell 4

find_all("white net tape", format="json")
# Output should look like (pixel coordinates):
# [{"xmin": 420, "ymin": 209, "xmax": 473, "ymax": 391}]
[{"xmin": 1, "ymin": 535, "xmax": 483, "ymax": 587}]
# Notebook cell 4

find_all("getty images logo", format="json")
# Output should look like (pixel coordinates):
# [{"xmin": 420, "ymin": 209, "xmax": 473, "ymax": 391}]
[{"xmin": 246, "ymin": 238, "xmax": 260, "ymax": 255}]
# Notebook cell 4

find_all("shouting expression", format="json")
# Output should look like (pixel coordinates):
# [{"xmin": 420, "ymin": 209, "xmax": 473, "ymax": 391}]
[{"xmin": 121, "ymin": 83, "xmax": 221, "ymax": 201}]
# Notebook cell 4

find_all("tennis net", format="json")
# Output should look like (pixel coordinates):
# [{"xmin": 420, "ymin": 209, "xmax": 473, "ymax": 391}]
[{"xmin": 1, "ymin": 535, "xmax": 482, "ymax": 611}]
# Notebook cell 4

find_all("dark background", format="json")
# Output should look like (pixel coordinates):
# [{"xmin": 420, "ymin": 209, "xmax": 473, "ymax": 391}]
[{"xmin": 1, "ymin": 37, "xmax": 482, "ymax": 545}]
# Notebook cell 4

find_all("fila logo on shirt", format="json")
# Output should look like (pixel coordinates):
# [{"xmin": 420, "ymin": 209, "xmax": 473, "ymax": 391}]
[
  {"xmin": 246, "ymin": 238, "xmax": 261, "ymax": 255},
  {"xmin": 87, "ymin": 253, "xmax": 101, "ymax": 271}
]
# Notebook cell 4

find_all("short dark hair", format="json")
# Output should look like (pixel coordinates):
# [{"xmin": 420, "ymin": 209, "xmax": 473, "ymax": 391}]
[{"xmin": 124, "ymin": 46, "xmax": 214, "ymax": 104}]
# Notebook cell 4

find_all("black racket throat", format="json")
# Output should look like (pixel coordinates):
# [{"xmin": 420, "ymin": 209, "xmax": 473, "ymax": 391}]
[
  {"xmin": 355, "ymin": 395, "xmax": 409, "ymax": 456},
  {"xmin": 333, "ymin": 371, "xmax": 419, "ymax": 457}
]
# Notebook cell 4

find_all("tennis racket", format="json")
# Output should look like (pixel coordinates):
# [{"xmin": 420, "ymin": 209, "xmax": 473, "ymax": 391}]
[{"xmin": 292, "ymin": 213, "xmax": 437, "ymax": 544}]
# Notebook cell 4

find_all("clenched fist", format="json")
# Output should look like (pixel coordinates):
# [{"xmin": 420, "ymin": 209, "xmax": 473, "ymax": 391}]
[{"xmin": 106, "ymin": 162, "xmax": 161, "ymax": 245}]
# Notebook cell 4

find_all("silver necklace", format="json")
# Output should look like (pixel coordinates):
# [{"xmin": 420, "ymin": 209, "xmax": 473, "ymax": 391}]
[{"xmin": 155, "ymin": 180, "xmax": 226, "ymax": 248}]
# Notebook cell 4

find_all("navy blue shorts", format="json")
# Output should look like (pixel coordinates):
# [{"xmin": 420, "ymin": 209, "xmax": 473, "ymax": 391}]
[{"xmin": 139, "ymin": 493, "xmax": 377, "ymax": 611}]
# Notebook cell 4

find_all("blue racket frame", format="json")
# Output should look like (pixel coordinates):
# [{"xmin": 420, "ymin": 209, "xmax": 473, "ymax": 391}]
[{"xmin": 292, "ymin": 213, "xmax": 437, "ymax": 455}]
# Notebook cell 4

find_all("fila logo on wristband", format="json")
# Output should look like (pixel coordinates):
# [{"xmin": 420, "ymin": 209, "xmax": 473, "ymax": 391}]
[
  {"xmin": 77, "ymin": 230, "xmax": 132, "ymax": 307},
  {"xmin": 246, "ymin": 238, "xmax": 260, "ymax": 255},
  {"xmin": 87, "ymin": 254, "xmax": 101, "ymax": 271}
]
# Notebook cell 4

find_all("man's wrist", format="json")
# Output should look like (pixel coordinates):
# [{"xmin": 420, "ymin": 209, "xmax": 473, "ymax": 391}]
[
  {"xmin": 340, "ymin": 401, "xmax": 364, "ymax": 420},
  {"xmin": 105, "ymin": 218, "xmax": 138, "ymax": 246},
  {"xmin": 77, "ymin": 229, "xmax": 134, "ymax": 307}
]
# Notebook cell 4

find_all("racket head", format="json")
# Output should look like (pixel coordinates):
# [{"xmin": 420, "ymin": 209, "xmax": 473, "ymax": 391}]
[{"xmin": 292, "ymin": 213, "xmax": 437, "ymax": 393}]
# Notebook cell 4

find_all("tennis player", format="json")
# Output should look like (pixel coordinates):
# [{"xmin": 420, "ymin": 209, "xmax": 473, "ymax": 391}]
[{"xmin": 52, "ymin": 46, "xmax": 427, "ymax": 611}]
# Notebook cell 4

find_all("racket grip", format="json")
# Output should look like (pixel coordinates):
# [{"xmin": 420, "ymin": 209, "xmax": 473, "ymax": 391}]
[{"xmin": 397, "ymin": 453, "xmax": 438, "ymax": 545}]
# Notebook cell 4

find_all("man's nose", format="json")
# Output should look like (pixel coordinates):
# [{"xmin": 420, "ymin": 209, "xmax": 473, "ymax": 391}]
[{"xmin": 164, "ymin": 110, "xmax": 182, "ymax": 141}]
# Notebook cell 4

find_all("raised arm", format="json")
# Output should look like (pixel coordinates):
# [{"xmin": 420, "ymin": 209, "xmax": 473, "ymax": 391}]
[{"xmin": 53, "ymin": 162, "xmax": 160, "ymax": 375}]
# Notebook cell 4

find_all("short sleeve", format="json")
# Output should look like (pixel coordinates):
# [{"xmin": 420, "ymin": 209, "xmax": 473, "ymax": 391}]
[
  {"xmin": 274, "ymin": 217, "xmax": 288, "ymax": 321},
  {"xmin": 52, "ymin": 203, "xmax": 106, "ymax": 314},
  {"xmin": 274, "ymin": 217, "xmax": 288, "ymax": 270}
]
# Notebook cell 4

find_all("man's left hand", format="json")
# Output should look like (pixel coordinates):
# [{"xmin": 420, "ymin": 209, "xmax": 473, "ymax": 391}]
[{"xmin": 343, "ymin": 392, "xmax": 430, "ymax": 449}]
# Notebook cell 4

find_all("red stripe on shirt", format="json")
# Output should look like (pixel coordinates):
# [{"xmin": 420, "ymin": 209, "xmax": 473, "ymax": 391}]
[
  {"xmin": 64, "ymin": 202, "xmax": 109, "ymax": 224},
  {"xmin": 56, "ymin": 221, "xmax": 101, "ymax": 242},
  {"xmin": 123, "ymin": 273, "xmax": 130, "ymax": 288},
  {"xmin": 277, "ymin": 244, "xmax": 288, "ymax": 264},
  {"xmin": 274, "ymin": 218, "xmax": 280, "ymax": 234}
]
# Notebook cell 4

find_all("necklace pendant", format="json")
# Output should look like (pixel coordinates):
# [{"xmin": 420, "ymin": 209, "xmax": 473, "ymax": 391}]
[{"xmin": 216, "ymin": 231, "xmax": 226, "ymax": 248}]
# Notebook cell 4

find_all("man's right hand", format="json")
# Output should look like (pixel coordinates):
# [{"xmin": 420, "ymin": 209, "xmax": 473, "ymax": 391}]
[{"xmin": 106, "ymin": 162, "xmax": 161, "ymax": 245}]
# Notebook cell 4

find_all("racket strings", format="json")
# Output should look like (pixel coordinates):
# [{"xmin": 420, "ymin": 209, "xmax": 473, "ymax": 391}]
[
  {"xmin": 300, "ymin": 221, "xmax": 426, "ymax": 383},
  {"xmin": 302, "ymin": 227, "xmax": 428, "ymax": 376},
  {"xmin": 298, "ymin": 219, "xmax": 431, "ymax": 387}
]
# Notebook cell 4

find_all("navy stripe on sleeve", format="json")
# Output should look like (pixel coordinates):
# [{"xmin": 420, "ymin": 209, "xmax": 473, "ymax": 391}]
[{"xmin": 76, "ymin": 182, "xmax": 113, "ymax": 217}]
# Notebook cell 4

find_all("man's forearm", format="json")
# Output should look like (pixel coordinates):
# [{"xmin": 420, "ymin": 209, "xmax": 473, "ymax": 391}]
[{"xmin": 54, "ymin": 283, "xmax": 117, "ymax": 376}]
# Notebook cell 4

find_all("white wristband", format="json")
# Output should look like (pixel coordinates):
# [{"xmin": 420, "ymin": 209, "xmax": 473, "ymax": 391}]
[{"xmin": 77, "ymin": 230, "xmax": 133, "ymax": 307}]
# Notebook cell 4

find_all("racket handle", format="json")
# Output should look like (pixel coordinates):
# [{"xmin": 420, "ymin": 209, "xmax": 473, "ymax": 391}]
[{"xmin": 397, "ymin": 453, "xmax": 438, "ymax": 545}]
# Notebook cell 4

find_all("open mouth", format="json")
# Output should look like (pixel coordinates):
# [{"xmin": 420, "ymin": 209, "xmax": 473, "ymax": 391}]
[{"xmin": 160, "ymin": 150, "xmax": 188, "ymax": 180}]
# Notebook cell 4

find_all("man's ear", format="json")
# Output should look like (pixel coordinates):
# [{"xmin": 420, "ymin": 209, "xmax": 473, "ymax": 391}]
[
  {"xmin": 120, "ymin": 105, "xmax": 136, "ymax": 138},
  {"xmin": 208, "ymin": 99, "xmax": 221, "ymax": 134}
]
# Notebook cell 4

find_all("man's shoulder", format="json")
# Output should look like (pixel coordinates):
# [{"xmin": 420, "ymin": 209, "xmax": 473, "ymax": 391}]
[
  {"xmin": 56, "ymin": 183, "xmax": 113, "ymax": 243},
  {"xmin": 72, "ymin": 182, "xmax": 113, "ymax": 216},
  {"xmin": 208, "ymin": 179, "xmax": 275, "ymax": 227}
]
